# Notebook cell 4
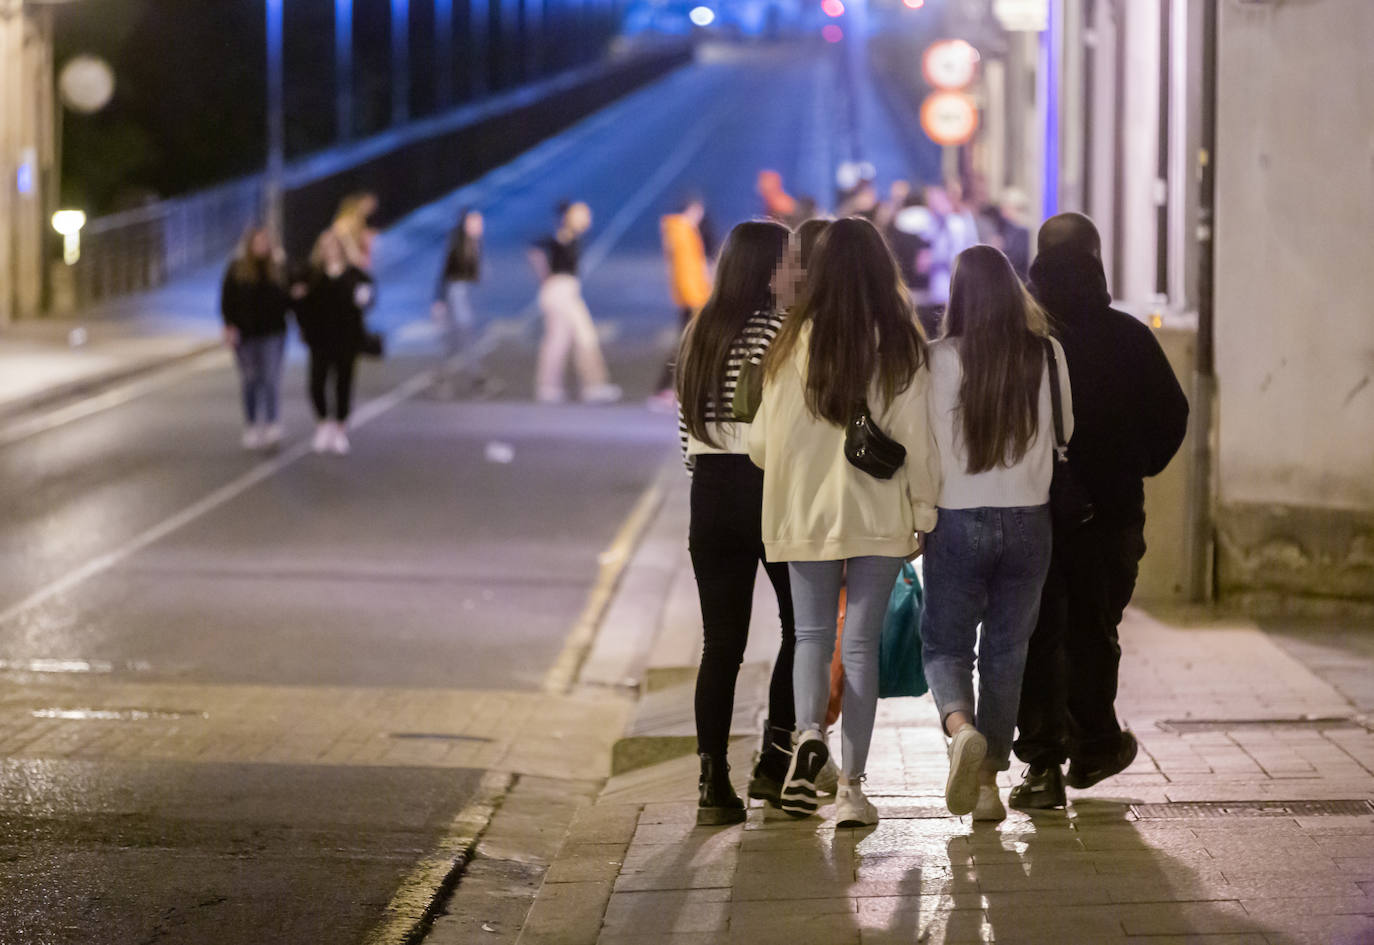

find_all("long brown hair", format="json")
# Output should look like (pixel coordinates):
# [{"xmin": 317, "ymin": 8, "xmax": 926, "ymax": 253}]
[
  {"xmin": 764, "ymin": 216, "xmax": 926, "ymax": 425},
  {"xmin": 943, "ymin": 244, "xmax": 1050, "ymax": 474},
  {"xmin": 677, "ymin": 220, "xmax": 791, "ymax": 446},
  {"xmin": 230, "ymin": 225, "xmax": 285, "ymax": 285}
]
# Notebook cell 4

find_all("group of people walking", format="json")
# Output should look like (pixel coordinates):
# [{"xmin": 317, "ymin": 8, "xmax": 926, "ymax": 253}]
[
  {"xmin": 678, "ymin": 209, "xmax": 1188, "ymax": 828},
  {"xmin": 219, "ymin": 194, "xmax": 379, "ymax": 455}
]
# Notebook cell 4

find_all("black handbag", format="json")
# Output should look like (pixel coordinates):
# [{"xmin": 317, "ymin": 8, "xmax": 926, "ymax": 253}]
[
  {"xmin": 1043, "ymin": 339, "xmax": 1094, "ymax": 530},
  {"xmin": 844, "ymin": 402, "xmax": 906, "ymax": 480},
  {"xmin": 359, "ymin": 330, "xmax": 385, "ymax": 358}
]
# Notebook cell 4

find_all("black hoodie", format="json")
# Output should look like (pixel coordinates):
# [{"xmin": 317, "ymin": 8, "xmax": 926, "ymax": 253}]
[{"xmin": 1029, "ymin": 246, "xmax": 1190, "ymax": 524}]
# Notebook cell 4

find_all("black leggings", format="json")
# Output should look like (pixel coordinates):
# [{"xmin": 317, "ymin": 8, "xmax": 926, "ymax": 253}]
[
  {"xmin": 309, "ymin": 351, "xmax": 357, "ymax": 421},
  {"xmin": 689, "ymin": 454, "xmax": 796, "ymax": 757}
]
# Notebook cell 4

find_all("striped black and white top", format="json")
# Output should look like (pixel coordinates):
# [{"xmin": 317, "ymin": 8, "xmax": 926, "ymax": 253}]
[{"xmin": 678, "ymin": 310, "xmax": 785, "ymax": 471}]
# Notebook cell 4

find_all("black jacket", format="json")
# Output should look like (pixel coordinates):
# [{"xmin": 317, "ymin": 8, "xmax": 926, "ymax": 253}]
[
  {"xmin": 1029, "ymin": 246, "xmax": 1189, "ymax": 523},
  {"xmin": 434, "ymin": 228, "xmax": 481, "ymax": 300},
  {"xmin": 297, "ymin": 266, "xmax": 374, "ymax": 356},
  {"xmin": 220, "ymin": 264, "xmax": 291, "ymax": 338}
]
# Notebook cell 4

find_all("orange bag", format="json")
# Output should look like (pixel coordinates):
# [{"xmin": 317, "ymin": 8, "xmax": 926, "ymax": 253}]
[{"xmin": 825, "ymin": 586, "xmax": 846, "ymax": 727}]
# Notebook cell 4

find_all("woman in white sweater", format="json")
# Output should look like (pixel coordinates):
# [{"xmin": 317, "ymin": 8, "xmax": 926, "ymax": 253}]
[
  {"xmin": 750, "ymin": 217, "xmax": 941, "ymax": 827},
  {"xmin": 921, "ymin": 244, "xmax": 1072, "ymax": 822}
]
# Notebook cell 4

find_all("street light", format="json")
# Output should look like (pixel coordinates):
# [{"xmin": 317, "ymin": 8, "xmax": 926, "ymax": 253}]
[{"xmin": 51, "ymin": 208, "xmax": 85, "ymax": 264}]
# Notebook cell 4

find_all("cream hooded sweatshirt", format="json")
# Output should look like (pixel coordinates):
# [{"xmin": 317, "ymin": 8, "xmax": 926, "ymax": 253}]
[{"xmin": 748, "ymin": 324, "xmax": 941, "ymax": 562}]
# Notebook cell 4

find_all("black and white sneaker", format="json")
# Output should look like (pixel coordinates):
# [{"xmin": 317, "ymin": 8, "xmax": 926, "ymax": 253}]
[{"xmin": 780, "ymin": 729, "xmax": 829, "ymax": 818}]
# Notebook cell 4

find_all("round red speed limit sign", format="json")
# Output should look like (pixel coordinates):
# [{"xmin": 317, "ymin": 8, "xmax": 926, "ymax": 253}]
[{"xmin": 920, "ymin": 91, "xmax": 979, "ymax": 146}]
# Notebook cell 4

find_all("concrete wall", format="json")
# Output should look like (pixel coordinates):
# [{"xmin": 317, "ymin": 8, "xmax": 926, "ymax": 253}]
[{"xmin": 1214, "ymin": 0, "xmax": 1374, "ymax": 605}]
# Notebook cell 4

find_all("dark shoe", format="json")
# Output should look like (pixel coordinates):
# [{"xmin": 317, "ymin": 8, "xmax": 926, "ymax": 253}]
[
  {"xmin": 1008, "ymin": 764, "xmax": 1067, "ymax": 811},
  {"xmin": 747, "ymin": 722, "xmax": 791, "ymax": 808},
  {"xmin": 697, "ymin": 753, "xmax": 746, "ymax": 826},
  {"xmin": 1066, "ymin": 732, "xmax": 1139, "ymax": 790},
  {"xmin": 780, "ymin": 729, "xmax": 829, "ymax": 818}
]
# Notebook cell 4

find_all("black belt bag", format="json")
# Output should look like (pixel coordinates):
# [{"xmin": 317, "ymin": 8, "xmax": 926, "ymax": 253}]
[{"xmin": 844, "ymin": 402, "xmax": 906, "ymax": 480}]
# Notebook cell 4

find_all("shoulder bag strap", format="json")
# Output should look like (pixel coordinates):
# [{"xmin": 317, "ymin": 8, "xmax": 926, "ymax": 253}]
[{"xmin": 1042, "ymin": 338, "xmax": 1068, "ymax": 453}]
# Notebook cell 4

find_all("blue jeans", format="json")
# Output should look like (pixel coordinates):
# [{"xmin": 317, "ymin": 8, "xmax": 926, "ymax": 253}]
[
  {"xmin": 921, "ymin": 506, "xmax": 1052, "ymax": 772},
  {"xmin": 791, "ymin": 556, "xmax": 904, "ymax": 779},
  {"xmin": 234, "ymin": 333, "xmax": 286, "ymax": 424}
]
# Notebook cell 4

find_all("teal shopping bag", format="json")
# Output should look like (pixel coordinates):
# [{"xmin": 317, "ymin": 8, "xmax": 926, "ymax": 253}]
[{"xmin": 878, "ymin": 561, "xmax": 928, "ymax": 699}]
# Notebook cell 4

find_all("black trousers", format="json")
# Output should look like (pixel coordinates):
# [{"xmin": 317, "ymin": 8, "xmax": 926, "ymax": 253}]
[
  {"xmin": 655, "ymin": 307, "xmax": 694, "ymax": 394},
  {"xmin": 1013, "ymin": 516, "xmax": 1147, "ymax": 767},
  {"xmin": 309, "ymin": 350, "xmax": 357, "ymax": 421},
  {"xmin": 689, "ymin": 454, "xmax": 796, "ymax": 757}
]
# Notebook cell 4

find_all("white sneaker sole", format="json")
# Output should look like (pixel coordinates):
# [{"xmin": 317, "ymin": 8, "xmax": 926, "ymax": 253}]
[{"xmin": 946, "ymin": 728, "xmax": 988, "ymax": 816}]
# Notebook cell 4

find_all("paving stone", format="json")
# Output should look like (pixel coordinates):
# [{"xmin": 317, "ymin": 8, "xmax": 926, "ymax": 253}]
[
  {"xmin": 542, "ymin": 843, "xmax": 629, "ymax": 884},
  {"xmin": 517, "ymin": 880, "xmax": 612, "ymax": 945},
  {"xmin": 601, "ymin": 888, "xmax": 730, "ymax": 933},
  {"xmin": 1115, "ymin": 901, "xmax": 1258, "ymax": 936}
]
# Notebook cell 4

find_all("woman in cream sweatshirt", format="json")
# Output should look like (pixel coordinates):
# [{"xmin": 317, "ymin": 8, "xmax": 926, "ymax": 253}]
[{"xmin": 749, "ymin": 217, "xmax": 940, "ymax": 827}]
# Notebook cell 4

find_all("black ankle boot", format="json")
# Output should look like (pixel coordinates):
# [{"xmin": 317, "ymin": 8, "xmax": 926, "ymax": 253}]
[
  {"xmin": 747, "ymin": 722, "xmax": 793, "ymax": 807},
  {"xmin": 698, "ymin": 753, "xmax": 746, "ymax": 826}
]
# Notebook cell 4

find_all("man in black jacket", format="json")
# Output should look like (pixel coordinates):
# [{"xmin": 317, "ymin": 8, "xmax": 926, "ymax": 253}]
[{"xmin": 1009, "ymin": 213, "xmax": 1190, "ymax": 810}]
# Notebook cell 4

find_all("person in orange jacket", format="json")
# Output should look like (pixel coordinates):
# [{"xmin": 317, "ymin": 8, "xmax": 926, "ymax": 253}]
[{"xmin": 651, "ymin": 196, "xmax": 713, "ymax": 406}]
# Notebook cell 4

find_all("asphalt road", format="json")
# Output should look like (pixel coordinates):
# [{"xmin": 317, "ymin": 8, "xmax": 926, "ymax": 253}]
[{"xmin": 0, "ymin": 43, "xmax": 927, "ymax": 945}]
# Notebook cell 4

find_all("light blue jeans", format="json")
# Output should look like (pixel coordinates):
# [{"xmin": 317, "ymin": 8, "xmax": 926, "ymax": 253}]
[
  {"xmin": 921, "ymin": 506, "xmax": 1052, "ymax": 772},
  {"xmin": 233, "ymin": 332, "xmax": 286, "ymax": 424},
  {"xmin": 791, "ymin": 556, "xmax": 904, "ymax": 779}
]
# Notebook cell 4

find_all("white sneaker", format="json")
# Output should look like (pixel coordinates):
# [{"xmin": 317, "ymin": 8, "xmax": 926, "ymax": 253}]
[
  {"xmin": 312, "ymin": 422, "xmax": 334, "ymax": 453},
  {"xmin": 946, "ymin": 725, "xmax": 988, "ymax": 816},
  {"xmin": 833, "ymin": 781, "xmax": 879, "ymax": 828},
  {"xmin": 262, "ymin": 422, "xmax": 284, "ymax": 447},
  {"xmin": 330, "ymin": 424, "xmax": 351, "ymax": 455},
  {"xmin": 241, "ymin": 426, "xmax": 263, "ymax": 450},
  {"xmin": 973, "ymin": 784, "xmax": 1007, "ymax": 822},
  {"xmin": 816, "ymin": 754, "xmax": 841, "ymax": 796},
  {"xmin": 581, "ymin": 383, "xmax": 623, "ymax": 405}
]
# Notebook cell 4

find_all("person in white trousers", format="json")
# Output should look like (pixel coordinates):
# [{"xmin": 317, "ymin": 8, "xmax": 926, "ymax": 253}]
[{"xmin": 528, "ymin": 201, "xmax": 621, "ymax": 404}]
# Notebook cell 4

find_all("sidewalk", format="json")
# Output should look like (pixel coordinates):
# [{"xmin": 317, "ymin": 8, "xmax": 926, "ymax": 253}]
[
  {"xmin": 0, "ymin": 267, "xmax": 224, "ymax": 416},
  {"xmin": 444, "ymin": 475, "xmax": 1374, "ymax": 945}
]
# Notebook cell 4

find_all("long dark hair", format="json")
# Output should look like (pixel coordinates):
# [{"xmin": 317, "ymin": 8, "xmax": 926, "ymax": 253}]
[
  {"xmin": 796, "ymin": 218, "xmax": 831, "ymax": 269},
  {"xmin": 943, "ymin": 244, "xmax": 1050, "ymax": 474},
  {"xmin": 677, "ymin": 220, "xmax": 791, "ymax": 446},
  {"xmin": 765, "ymin": 216, "xmax": 926, "ymax": 425},
  {"xmin": 449, "ymin": 207, "xmax": 481, "ymax": 272}
]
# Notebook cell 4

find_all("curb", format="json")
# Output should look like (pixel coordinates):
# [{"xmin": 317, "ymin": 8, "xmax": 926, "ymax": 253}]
[
  {"xmin": 362, "ymin": 770, "xmax": 516, "ymax": 945},
  {"xmin": 0, "ymin": 339, "xmax": 223, "ymax": 422}
]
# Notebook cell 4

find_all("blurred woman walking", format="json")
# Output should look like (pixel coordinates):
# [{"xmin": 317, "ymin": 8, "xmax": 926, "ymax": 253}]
[
  {"xmin": 677, "ymin": 220, "xmax": 797, "ymax": 825},
  {"xmin": 920, "ymin": 245, "xmax": 1071, "ymax": 822},
  {"xmin": 220, "ymin": 225, "xmax": 291, "ymax": 450},
  {"xmin": 750, "ymin": 218, "xmax": 940, "ymax": 827},
  {"xmin": 298, "ymin": 230, "xmax": 376, "ymax": 455},
  {"xmin": 432, "ymin": 207, "xmax": 495, "ymax": 395}
]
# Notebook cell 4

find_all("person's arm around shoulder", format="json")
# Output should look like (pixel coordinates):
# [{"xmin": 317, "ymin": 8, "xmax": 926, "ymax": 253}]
[{"xmin": 1049, "ymin": 335, "xmax": 1074, "ymax": 443}]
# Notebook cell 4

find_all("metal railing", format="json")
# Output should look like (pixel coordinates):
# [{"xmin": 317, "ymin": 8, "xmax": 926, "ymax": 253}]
[{"xmin": 74, "ymin": 176, "xmax": 263, "ymax": 307}]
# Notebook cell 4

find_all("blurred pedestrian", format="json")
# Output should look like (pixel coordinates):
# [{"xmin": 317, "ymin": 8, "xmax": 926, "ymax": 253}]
[
  {"xmin": 650, "ymin": 196, "xmax": 713, "ymax": 409},
  {"xmin": 837, "ymin": 180, "xmax": 880, "ymax": 222},
  {"xmin": 873, "ymin": 179, "xmax": 911, "ymax": 233},
  {"xmin": 757, "ymin": 170, "xmax": 798, "ymax": 226},
  {"xmin": 676, "ymin": 220, "xmax": 796, "ymax": 825},
  {"xmin": 978, "ymin": 189, "xmax": 1032, "ymax": 282},
  {"xmin": 751, "ymin": 218, "xmax": 940, "ymax": 827},
  {"xmin": 917, "ymin": 184, "xmax": 979, "ymax": 337},
  {"xmin": 220, "ymin": 225, "xmax": 292, "ymax": 450},
  {"xmin": 432, "ymin": 207, "xmax": 496, "ymax": 396},
  {"xmin": 887, "ymin": 194, "xmax": 934, "ymax": 302},
  {"xmin": 332, "ymin": 191, "xmax": 379, "ymax": 272},
  {"xmin": 529, "ymin": 201, "xmax": 621, "ymax": 405},
  {"xmin": 921, "ymin": 245, "xmax": 1072, "ymax": 823},
  {"xmin": 298, "ymin": 230, "xmax": 376, "ymax": 455},
  {"xmin": 1010, "ymin": 213, "xmax": 1188, "ymax": 811}
]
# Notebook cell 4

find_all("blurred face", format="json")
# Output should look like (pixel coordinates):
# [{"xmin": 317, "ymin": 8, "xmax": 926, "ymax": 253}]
[
  {"xmin": 564, "ymin": 203, "xmax": 592, "ymax": 234},
  {"xmin": 249, "ymin": 230, "xmax": 272, "ymax": 258},
  {"xmin": 683, "ymin": 201, "xmax": 705, "ymax": 225},
  {"xmin": 320, "ymin": 233, "xmax": 345, "ymax": 268},
  {"xmin": 890, "ymin": 180, "xmax": 911, "ymax": 204},
  {"xmin": 771, "ymin": 242, "xmax": 803, "ymax": 310},
  {"xmin": 358, "ymin": 194, "xmax": 378, "ymax": 218},
  {"xmin": 463, "ymin": 212, "xmax": 484, "ymax": 238}
]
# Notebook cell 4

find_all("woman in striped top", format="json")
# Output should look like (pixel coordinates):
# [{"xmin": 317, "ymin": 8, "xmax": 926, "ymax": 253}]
[{"xmin": 676, "ymin": 220, "xmax": 796, "ymax": 825}]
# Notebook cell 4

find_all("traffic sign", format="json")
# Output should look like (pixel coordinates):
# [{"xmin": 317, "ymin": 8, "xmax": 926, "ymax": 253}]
[
  {"xmin": 922, "ymin": 39, "xmax": 980, "ymax": 91},
  {"xmin": 920, "ymin": 92, "xmax": 979, "ymax": 146}
]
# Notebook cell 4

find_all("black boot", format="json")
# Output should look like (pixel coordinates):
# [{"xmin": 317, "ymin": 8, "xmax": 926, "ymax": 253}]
[
  {"xmin": 1008, "ymin": 764, "xmax": 1067, "ymax": 811},
  {"xmin": 1066, "ymin": 731, "xmax": 1139, "ymax": 789},
  {"xmin": 747, "ymin": 722, "xmax": 792, "ymax": 808},
  {"xmin": 698, "ymin": 753, "xmax": 746, "ymax": 826}
]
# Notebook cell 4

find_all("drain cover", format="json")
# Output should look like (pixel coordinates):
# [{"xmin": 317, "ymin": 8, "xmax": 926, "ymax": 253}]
[
  {"xmin": 1131, "ymin": 799, "xmax": 1374, "ymax": 820},
  {"xmin": 1155, "ymin": 717, "xmax": 1369, "ymax": 734}
]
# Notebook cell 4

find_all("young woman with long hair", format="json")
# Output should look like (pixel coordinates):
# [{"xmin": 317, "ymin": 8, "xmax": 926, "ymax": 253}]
[
  {"xmin": 676, "ymin": 220, "xmax": 798, "ymax": 825},
  {"xmin": 749, "ymin": 217, "xmax": 940, "ymax": 827},
  {"xmin": 920, "ymin": 244, "xmax": 1073, "ymax": 822},
  {"xmin": 431, "ymin": 207, "xmax": 494, "ymax": 395},
  {"xmin": 220, "ymin": 225, "xmax": 291, "ymax": 450}
]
